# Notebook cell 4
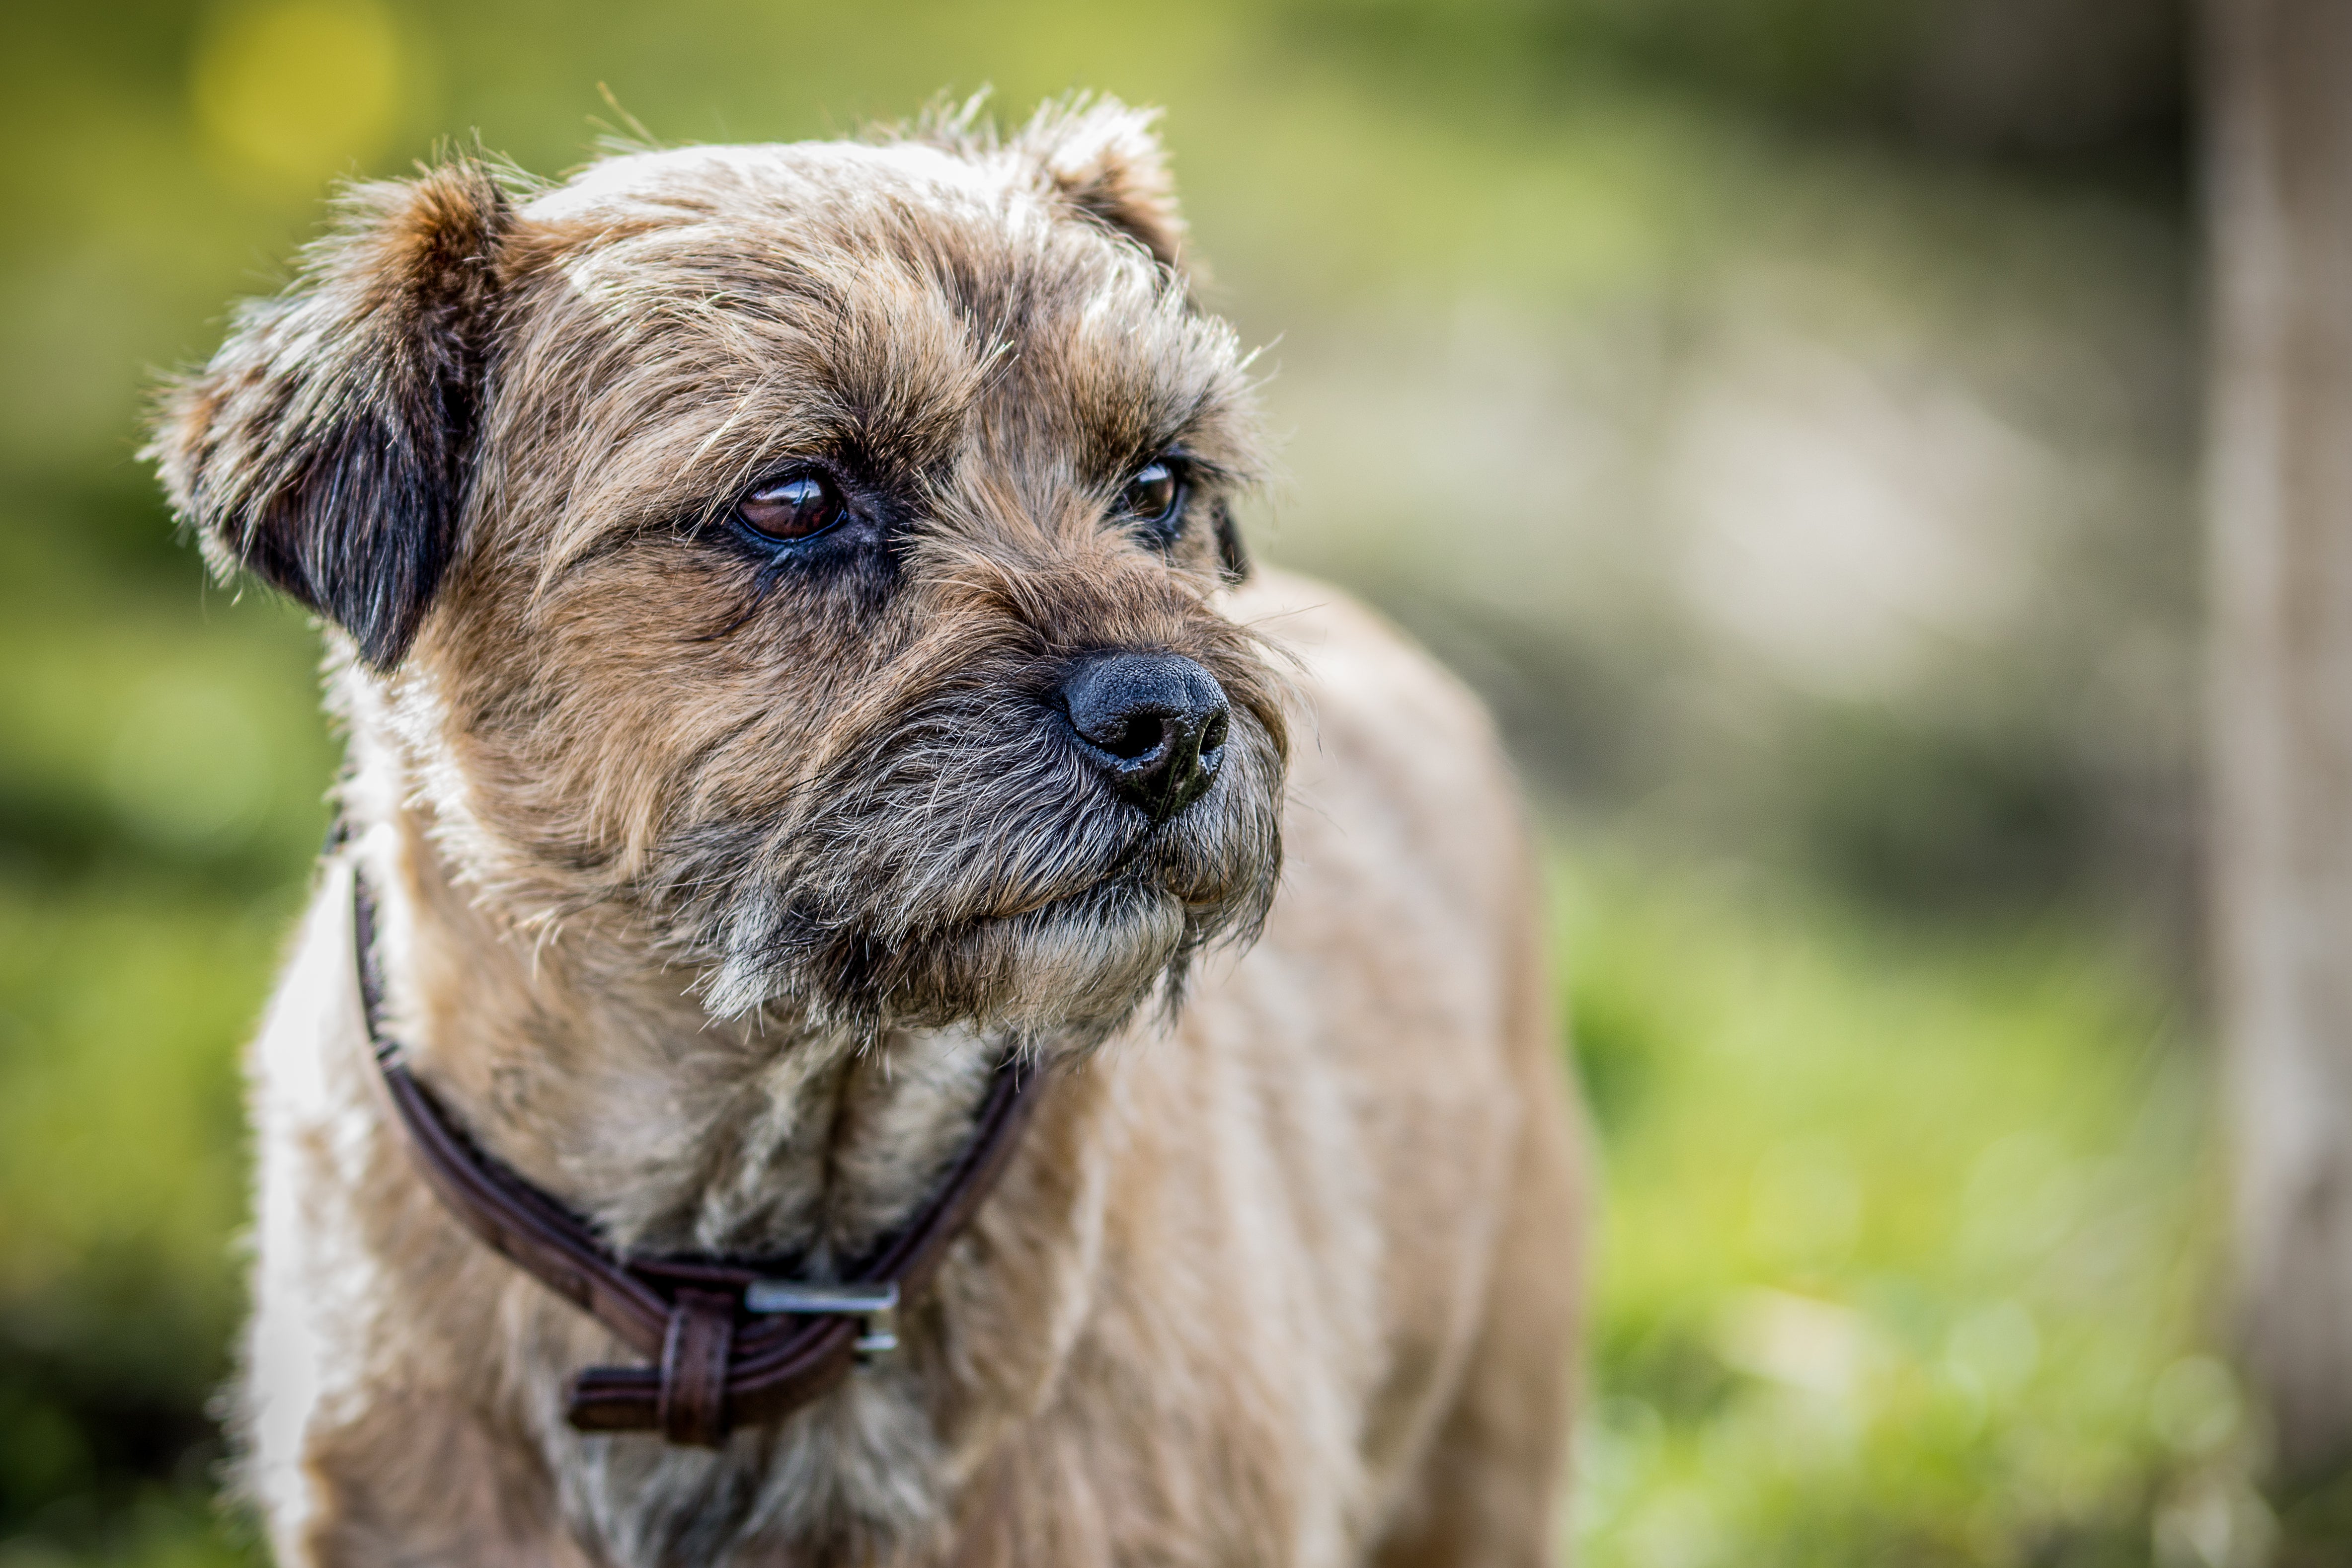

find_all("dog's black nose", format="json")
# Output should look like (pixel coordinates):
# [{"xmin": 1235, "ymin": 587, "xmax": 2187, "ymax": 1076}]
[{"xmin": 1058, "ymin": 651, "xmax": 1231, "ymax": 821}]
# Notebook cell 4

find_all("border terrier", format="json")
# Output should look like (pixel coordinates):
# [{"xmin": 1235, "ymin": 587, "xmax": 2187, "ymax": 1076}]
[{"xmin": 149, "ymin": 98, "xmax": 1586, "ymax": 1567}]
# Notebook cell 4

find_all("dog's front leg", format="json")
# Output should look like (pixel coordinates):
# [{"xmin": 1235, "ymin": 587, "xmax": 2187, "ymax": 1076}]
[{"xmin": 273, "ymin": 1392, "xmax": 593, "ymax": 1568}]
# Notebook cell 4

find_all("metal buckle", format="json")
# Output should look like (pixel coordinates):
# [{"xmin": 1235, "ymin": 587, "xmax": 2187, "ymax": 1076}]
[{"xmin": 743, "ymin": 1280, "xmax": 901, "ymax": 1358}]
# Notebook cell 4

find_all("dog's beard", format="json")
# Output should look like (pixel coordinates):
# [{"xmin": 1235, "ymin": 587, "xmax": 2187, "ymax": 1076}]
[{"xmin": 652, "ymin": 685, "xmax": 1284, "ymax": 1037}]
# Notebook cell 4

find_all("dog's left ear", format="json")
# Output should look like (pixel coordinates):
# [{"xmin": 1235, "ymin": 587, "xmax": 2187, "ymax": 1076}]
[
  {"xmin": 150, "ymin": 159, "xmax": 516, "ymax": 669},
  {"xmin": 1019, "ymin": 98, "xmax": 1187, "ymax": 271}
]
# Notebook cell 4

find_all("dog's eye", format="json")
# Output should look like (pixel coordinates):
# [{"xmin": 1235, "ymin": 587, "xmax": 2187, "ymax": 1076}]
[
  {"xmin": 736, "ymin": 474, "xmax": 845, "ymax": 542},
  {"xmin": 1120, "ymin": 460, "xmax": 1184, "ymax": 532}
]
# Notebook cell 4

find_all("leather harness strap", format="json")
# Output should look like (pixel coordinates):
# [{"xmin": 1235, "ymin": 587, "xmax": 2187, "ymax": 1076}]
[
  {"xmin": 350, "ymin": 870, "xmax": 1047, "ymax": 1445},
  {"xmin": 659, "ymin": 1290, "xmax": 736, "ymax": 1446}
]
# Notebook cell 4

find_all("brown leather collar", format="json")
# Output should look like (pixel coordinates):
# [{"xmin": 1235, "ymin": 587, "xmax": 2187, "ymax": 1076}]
[{"xmin": 350, "ymin": 870, "xmax": 1047, "ymax": 1446}]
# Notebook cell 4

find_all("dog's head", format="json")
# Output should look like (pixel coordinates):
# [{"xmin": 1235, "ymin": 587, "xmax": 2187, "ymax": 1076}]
[{"xmin": 152, "ymin": 100, "xmax": 1286, "ymax": 1039}]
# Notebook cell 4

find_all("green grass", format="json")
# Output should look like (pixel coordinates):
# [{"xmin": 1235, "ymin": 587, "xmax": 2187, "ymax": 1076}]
[
  {"xmin": 0, "ymin": 877, "xmax": 284, "ymax": 1558},
  {"xmin": 0, "ymin": 503, "xmax": 324, "ymax": 1563},
  {"xmin": 1559, "ymin": 849, "xmax": 2241, "ymax": 1567}
]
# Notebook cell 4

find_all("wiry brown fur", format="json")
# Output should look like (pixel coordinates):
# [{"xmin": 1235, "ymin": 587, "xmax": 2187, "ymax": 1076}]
[{"xmin": 150, "ymin": 96, "xmax": 1585, "ymax": 1567}]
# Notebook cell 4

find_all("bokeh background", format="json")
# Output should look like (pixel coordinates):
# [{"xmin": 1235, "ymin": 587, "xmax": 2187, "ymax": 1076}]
[{"xmin": 0, "ymin": 0, "xmax": 2300, "ymax": 1563}]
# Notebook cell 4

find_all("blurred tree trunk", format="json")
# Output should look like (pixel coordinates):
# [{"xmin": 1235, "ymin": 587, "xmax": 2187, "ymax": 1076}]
[{"xmin": 2207, "ymin": 0, "xmax": 2352, "ymax": 1477}]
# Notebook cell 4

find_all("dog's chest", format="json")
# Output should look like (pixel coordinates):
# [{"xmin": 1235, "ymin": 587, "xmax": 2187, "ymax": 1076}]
[
  {"xmin": 533, "ymin": 1029, "xmax": 1025, "ymax": 1563},
  {"xmin": 506, "ymin": 1009, "xmax": 1005, "ymax": 1269}
]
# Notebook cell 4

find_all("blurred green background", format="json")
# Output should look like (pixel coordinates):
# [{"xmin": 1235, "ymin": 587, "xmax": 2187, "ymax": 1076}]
[{"xmin": 2, "ymin": 0, "xmax": 2305, "ymax": 1564}]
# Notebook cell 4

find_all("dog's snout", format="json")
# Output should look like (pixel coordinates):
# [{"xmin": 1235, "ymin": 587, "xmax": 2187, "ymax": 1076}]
[{"xmin": 1058, "ymin": 651, "xmax": 1230, "ymax": 821}]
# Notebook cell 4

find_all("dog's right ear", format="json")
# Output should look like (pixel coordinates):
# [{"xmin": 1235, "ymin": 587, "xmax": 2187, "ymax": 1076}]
[{"xmin": 150, "ymin": 160, "xmax": 516, "ymax": 669}]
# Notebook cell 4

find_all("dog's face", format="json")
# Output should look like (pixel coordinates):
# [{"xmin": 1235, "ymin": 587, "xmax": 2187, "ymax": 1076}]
[{"xmin": 153, "ymin": 102, "xmax": 1286, "ymax": 1039}]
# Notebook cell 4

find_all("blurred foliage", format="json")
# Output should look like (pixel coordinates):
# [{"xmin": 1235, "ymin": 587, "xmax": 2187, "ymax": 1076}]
[
  {"xmin": 1283, "ymin": 0, "xmax": 2184, "ymax": 168},
  {"xmin": 1289, "ymin": 0, "xmax": 2183, "ymax": 175},
  {"xmin": 0, "ymin": 490, "xmax": 332, "ymax": 1565},
  {"xmin": 0, "ymin": 0, "xmax": 2284, "ymax": 1563},
  {"xmin": 1559, "ymin": 850, "xmax": 2255, "ymax": 1567}
]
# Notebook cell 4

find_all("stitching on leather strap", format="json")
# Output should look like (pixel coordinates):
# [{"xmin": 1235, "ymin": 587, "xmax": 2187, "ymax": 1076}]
[{"xmin": 659, "ymin": 1289, "xmax": 737, "ymax": 1447}]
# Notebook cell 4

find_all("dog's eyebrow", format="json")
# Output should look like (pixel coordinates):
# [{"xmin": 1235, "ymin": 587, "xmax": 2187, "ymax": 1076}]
[
  {"xmin": 1038, "ymin": 273, "xmax": 1264, "ymax": 485},
  {"xmin": 522, "ymin": 290, "xmax": 999, "ymax": 583},
  {"xmin": 1087, "ymin": 373, "xmax": 1263, "ymax": 497}
]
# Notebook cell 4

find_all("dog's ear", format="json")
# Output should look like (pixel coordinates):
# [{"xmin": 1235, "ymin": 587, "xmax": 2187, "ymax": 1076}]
[
  {"xmin": 150, "ymin": 159, "xmax": 516, "ymax": 669},
  {"xmin": 1018, "ymin": 98, "xmax": 1187, "ymax": 271},
  {"xmin": 1210, "ymin": 500, "xmax": 1251, "ymax": 585}
]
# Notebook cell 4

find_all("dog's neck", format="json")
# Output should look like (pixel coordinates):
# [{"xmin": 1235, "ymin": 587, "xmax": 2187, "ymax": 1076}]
[{"xmin": 353, "ymin": 780, "xmax": 1004, "ymax": 1277}]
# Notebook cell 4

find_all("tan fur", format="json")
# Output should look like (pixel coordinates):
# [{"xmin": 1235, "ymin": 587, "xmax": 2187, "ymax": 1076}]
[{"xmin": 153, "ymin": 98, "xmax": 1585, "ymax": 1567}]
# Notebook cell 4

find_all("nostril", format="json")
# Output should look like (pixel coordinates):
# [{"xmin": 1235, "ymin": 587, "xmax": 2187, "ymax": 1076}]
[
  {"xmin": 1100, "ymin": 713, "xmax": 1168, "ymax": 763},
  {"xmin": 1199, "ymin": 709, "xmax": 1228, "ymax": 757}
]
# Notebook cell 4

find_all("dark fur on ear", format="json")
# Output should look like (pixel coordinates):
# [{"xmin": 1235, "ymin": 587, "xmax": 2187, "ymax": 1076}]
[
  {"xmin": 1014, "ymin": 97, "xmax": 1188, "ymax": 271},
  {"xmin": 1211, "ymin": 499, "xmax": 1251, "ymax": 584},
  {"xmin": 149, "ymin": 159, "xmax": 515, "ymax": 668}
]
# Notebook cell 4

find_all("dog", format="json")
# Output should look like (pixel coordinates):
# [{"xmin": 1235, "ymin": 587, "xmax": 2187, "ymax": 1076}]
[{"xmin": 149, "ymin": 98, "xmax": 1585, "ymax": 1568}]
